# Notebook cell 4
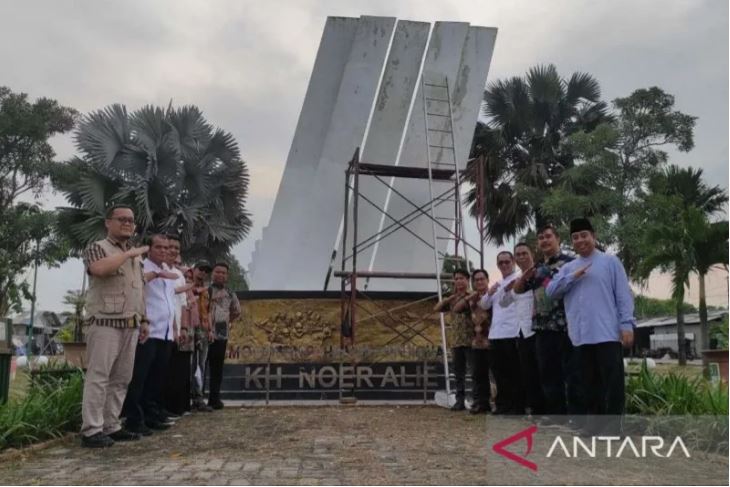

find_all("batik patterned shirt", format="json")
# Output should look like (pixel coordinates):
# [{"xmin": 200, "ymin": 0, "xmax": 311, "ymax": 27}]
[{"xmin": 523, "ymin": 253, "xmax": 573, "ymax": 332}]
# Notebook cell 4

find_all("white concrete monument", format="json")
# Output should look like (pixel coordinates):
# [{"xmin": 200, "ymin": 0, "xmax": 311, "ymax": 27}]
[{"xmin": 249, "ymin": 16, "xmax": 497, "ymax": 291}]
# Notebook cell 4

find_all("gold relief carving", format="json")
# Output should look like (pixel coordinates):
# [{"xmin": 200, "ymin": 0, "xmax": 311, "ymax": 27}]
[{"xmin": 227, "ymin": 297, "xmax": 443, "ymax": 363}]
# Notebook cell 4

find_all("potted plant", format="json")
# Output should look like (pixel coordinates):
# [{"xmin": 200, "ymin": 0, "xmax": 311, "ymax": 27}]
[{"xmin": 702, "ymin": 316, "xmax": 728, "ymax": 383}]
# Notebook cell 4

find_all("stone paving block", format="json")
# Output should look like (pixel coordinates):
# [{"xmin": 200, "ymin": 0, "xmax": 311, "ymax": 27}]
[
  {"xmin": 278, "ymin": 468, "xmax": 300, "ymax": 478},
  {"xmin": 258, "ymin": 468, "xmax": 278, "ymax": 478},
  {"xmin": 204, "ymin": 459, "xmax": 225, "ymax": 470},
  {"xmin": 241, "ymin": 462, "xmax": 262, "ymax": 473},
  {"xmin": 229, "ymin": 478, "xmax": 251, "ymax": 486},
  {"xmin": 1, "ymin": 407, "xmax": 727, "ymax": 486}
]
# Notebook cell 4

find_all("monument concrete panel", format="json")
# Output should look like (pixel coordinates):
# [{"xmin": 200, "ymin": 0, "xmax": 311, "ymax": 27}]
[
  {"xmin": 250, "ymin": 16, "xmax": 498, "ymax": 292},
  {"xmin": 250, "ymin": 17, "xmax": 361, "ymax": 288},
  {"xmin": 343, "ymin": 20, "xmax": 431, "ymax": 283},
  {"xmin": 285, "ymin": 16, "xmax": 396, "ymax": 289}
]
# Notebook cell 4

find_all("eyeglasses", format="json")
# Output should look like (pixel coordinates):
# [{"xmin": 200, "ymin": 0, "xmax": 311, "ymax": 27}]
[
  {"xmin": 497, "ymin": 260, "xmax": 512, "ymax": 265},
  {"xmin": 109, "ymin": 217, "xmax": 135, "ymax": 225}
]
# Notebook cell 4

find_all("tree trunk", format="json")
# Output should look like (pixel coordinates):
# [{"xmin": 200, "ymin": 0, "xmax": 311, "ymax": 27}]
[
  {"xmin": 699, "ymin": 272, "xmax": 709, "ymax": 351},
  {"xmin": 676, "ymin": 298, "xmax": 687, "ymax": 366}
]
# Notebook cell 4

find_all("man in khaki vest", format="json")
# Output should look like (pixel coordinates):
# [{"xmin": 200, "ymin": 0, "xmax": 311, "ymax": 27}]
[{"xmin": 80, "ymin": 205, "xmax": 149, "ymax": 448}]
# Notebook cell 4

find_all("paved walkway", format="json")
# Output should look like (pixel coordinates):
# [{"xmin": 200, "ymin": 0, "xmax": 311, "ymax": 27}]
[{"xmin": 1, "ymin": 406, "xmax": 726, "ymax": 485}]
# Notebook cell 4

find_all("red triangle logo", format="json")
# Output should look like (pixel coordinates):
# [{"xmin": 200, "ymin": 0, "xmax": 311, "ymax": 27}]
[{"xmin": 492, "ymin": 425, "xmax": 538, "ymax": 471}]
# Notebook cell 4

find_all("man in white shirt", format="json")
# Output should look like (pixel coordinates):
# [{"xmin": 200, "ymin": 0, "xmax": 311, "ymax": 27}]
[
  {"xmin": 162, "ymin": 235, "xmax": 194, "ymax": 417},
  {"xmin": 478, "ymin": 251, "xmax": 526, "ymax": 415},
  {"xmin": 124, "ymin": 234, "xmax": 178, "ymax": 435},
  {"xmin": 511, "ymin": 242, "xmax": 546, "ymax": 416}
]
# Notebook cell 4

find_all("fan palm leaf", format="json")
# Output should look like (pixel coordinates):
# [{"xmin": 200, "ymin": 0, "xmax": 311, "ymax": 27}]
[{"xmin": 54, "ymin": 103, "xmax": 251, "ymax": 262}]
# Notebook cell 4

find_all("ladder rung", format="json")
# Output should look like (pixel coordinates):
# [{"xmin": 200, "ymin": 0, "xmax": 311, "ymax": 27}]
[
  {"xmin": 424, "ymin": 82, "xmax": 448, "ymax": 88},
  {"xmin": 441, "ymin": 256, "xmax": 464, "ymax": 261},
  {"xmin": 436, "ymin": 216, "xmax": 456, "ymax": 221},
  {"xmin": 437, "ymin": 236, "xmax": 459, "ymax": 240},
  {"xmin": 430, "ymin": 162, "xmax": 456, "ymax": 166},
  {"xmin": 429, "ymin": 144, "xmax": 454, "ymax": 150},
  {"xmin": 426, "ymin": 112, "xmax": 450, "ymax": 117},
  {"xmin": 428, "ymin": 128, "xmax": 453, "ymax": 133},
  {"xmin": 425, "ymin": 97, "xmax": 450, "ymax": 103}
]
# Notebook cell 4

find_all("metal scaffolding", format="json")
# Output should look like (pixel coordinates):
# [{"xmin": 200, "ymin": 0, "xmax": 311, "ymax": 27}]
[{"xmin": 335, "ymin": 150, "xmax": 487, "ymax": 397}]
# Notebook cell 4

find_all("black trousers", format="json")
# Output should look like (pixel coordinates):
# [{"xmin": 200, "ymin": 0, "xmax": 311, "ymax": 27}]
[
  {"xmin": 207, "ymin": 339, "xmax": 227, "ymax": 403},
  {"xmin": 580, "ymin": 341, "xmax": 625, "ymax": 416},
  {"xmin": 472, "ymin": 348, "xmax": 491, "ymax": 408},
  {"xmin": 490, "ymin": 338, "xmax": 524, "ymax": 414},
  {"xmin": 535, "ymin": 330, "xmax": 585, "ymax": 416},
  {"xmin": 451, "ymin": 346, "xmax": 470, "ymax": 401},
  {"xmin": 163, "ymin": 346, "xmax": 191, "ymax": 415},
  {"xmin": 518, "ymin": 333, "xmax": 545, "ymax": 415},
  {"xmin": 124, "ymin": 338, "xmax": 173, "ymax": 427}
]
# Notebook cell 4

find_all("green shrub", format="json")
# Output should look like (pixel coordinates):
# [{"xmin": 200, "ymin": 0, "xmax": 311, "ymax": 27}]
[
  {"xmin": 55, "ymin": 324, "xmax": 74, "ymax": 343},
  {"xmin": 0, "ymin": 367, "xmax": 83, "ymax": 449},
  {"xmin": 625, "ymin": 363, "xmax": 729, "ymax": 453},
  {"xmin": 626, "ymin": 362, "xmax": 728, "ymax": 415}
]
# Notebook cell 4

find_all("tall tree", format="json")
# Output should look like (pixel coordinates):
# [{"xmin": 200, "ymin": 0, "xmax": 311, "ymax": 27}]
[
  {"xmin": 648, "ymin": 165, "xmax": 727, "ymax": 352},
  {"xmin": 634, "ymin": 166, "xmax": 727, "ymax": 365},
  {"xmin": 0, "ymin": 86, "xmax": 77, "ymax": 316},
  {"xmin": 466, "ymin": 64, "xmax": 611, "ymax": 244},
  {"xmin": 62, "ymin": 289, "xmax": 86, "ymax": 341},
  {"xmin": 694, "ymin": 220, "xmax": 728, "ymax": 350},
  {"xmin": 540, "ymin": 87, "xmax": 697, "ymax": 274},
  {"xmin": 52, "ymin": 104, "xmax": 252, "ymax": 263}
]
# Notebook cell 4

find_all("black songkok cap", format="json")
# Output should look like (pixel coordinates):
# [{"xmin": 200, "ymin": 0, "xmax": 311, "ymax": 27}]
[{"xmin": 570, "ymin": 218, "xmax": 594, "ymax": 235}]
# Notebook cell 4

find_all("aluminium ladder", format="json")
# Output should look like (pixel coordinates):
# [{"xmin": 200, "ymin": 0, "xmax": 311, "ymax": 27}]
[{"xmin": 422, "ymin": 73, "xmax": 472, "ymax": 404}]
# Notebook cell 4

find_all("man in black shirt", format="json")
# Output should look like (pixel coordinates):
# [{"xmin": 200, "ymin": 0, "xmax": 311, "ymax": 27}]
[{"xmin": 513, "ymin": 224, "xmax": 585, "ymax": 424}]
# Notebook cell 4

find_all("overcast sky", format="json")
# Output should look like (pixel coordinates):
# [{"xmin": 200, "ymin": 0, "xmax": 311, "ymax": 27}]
[{"xmin": 1, "ymin": 0, "xmax": 727, "ymax": 313}]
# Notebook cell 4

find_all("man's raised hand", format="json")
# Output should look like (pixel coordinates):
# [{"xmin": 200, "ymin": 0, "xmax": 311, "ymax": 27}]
[
  {"xmin": 126, "ymin": 245, "xmax": 149, "ymax": 259},
  {"xmin": 157, "ymin": 270, "xmax": 179, "ymax": 280},
  {"xmin": 487, "ymin": 282, "xmax": 500, "ymax": 296},
  {"xmin": 573, "ymin": 263, "xmax": 591, "ymax": 279}
]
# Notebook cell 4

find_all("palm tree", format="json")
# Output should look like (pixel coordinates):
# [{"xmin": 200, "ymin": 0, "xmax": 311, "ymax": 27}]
[
  {"xmin": 51, "ymin": 104, "xmax": 251, "ymax": 263},
  {"xmin": 62, "ymin": 289, "xmax": 86, "ymax": 341},
  {"xmin": 635, "ymin": 165, "xmax": 728, "ymax": 364},
  {"xmin": 694, "ymin": 221, "xmax": 728, "ymax": 350},
  {"xmin": 636, "ymin": 200, "xmax": 699, "ymax": 365},
  {"xmin": 649, "ymin": 166, "xmax": 727, "ymax": 352},
  {"xmin": 466, "ymin": 64, "xmax": 611, "ymax": 244}
]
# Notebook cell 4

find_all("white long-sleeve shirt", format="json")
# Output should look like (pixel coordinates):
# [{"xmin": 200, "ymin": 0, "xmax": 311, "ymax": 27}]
[
  {"xmin": 143, "ymin": 258, "xmax": 176, "ymax": 341},
  {"xmin": 478, "ymin": 271, "xmax": 534, "ymax": 339}
]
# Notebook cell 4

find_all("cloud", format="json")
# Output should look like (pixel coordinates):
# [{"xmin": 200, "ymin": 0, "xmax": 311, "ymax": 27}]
[{"xmin": 1, "ymin": 0, "xmax": 726, "ymax": 310}]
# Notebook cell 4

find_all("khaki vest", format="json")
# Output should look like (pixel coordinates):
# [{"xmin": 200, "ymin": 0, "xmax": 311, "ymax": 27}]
[{"xmin": 86, "ymin": 239, "xmax": 146, "ymax": 320}]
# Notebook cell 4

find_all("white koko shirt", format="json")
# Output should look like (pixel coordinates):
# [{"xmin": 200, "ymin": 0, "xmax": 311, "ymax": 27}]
[
  {"xmin": 143, "ymin": 258, "xmax": 176, "ymax": 341},
  {"xmin": 478, "ymin": 270, "xmax": 534, "ymax": 340}
]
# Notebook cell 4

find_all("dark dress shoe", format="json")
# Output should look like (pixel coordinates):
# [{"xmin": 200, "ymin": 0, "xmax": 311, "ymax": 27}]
[
  {"xmin": 81, "ymin": 433, "xmax": 114, "ymax": 448},
  {"xmin": 126, "ymin": 423, "xmax": 153, "ymax": 436},
  {"xmin": 450, "ymin": 400, "xmax": 466, "ymax": 411},
  {"xmin": 196, "ymin": 403, "xmax": 213, "ymax": 412},
  {"xmin": 145, "ymin": 420, "xmax": 171, "ymax": 431},
  {"xmin": 108, "ymin": 429, "xmax": 141, "ymax": 441},
  {"xmin": 161, "ymin": 409, "xmax": 181, "ymax": 419},
  {"xmin": 469, "ymin": 404, "xmax": 490, "ymax": 415},
  {"xmin": 209, "ymin": 400, "xmax": 225, "ymax": 410}
]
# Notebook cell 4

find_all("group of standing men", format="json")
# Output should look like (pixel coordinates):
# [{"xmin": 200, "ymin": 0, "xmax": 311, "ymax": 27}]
[
  {"xmin": 79, "ymin": 205, "xmax": 241, "ymax": 448},
  {"xmin": 436, "ymin": 218, "xmax": 635, "ymax": 435}
]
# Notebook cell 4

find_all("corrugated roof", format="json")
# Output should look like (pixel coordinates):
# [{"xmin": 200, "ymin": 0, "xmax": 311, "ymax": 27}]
[{"xmin": 636, "ymin": 310, "xmax": 728, "ymax": 329}]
